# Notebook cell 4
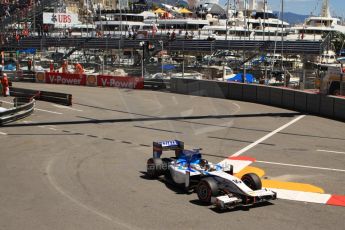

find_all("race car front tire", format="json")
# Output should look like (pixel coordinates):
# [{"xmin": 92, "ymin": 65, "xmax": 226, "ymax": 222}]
[
  {"xmin": 196, "ymin": 177, "xmax": 219, "ymax": 204},
  {"xmin": 241, "ymin": 173, "xmax": 262, "ymax": 190}
]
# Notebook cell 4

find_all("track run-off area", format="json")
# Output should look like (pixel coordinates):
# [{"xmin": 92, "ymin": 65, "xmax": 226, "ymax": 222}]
[{"xmin": 0, "ymin": 82, "xmax": 344, "ymax": 230}]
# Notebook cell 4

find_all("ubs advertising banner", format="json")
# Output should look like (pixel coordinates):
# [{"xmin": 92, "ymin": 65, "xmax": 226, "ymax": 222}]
[{"xmin": 43, "ymin": 13, "xmax": 79, "ymax": 26}]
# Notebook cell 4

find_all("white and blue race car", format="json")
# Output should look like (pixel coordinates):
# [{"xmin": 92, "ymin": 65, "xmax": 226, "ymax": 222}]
[{"xmin": 146, "ymin": 140, "xmax": 277, "ymax": 210}]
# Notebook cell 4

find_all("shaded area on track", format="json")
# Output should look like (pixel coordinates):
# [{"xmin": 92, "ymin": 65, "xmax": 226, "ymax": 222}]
[
  {"xmin": 71, "ymin": 102, "xmax": 345, "ymax": 141},
  {"xmin": 133, "ymin": 125, "xmax": 183, "ymax": 134},
  {"xmin": 190, "ymin": 199, "xmax": 275, "ymax": 213},
  {"xmin": 277, "ymin": 132, "xmax": 345, "ymax": 141},
  {"xmin": 3, "ymin": 111, "xmax": 302, "ymax": 127}
]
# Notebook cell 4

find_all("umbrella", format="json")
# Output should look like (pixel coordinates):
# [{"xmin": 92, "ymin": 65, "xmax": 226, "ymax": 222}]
[
  {"xmin": 179, "ymin": 8, "xmax": 192, "ymax": 14},
  {"xmin": 17, "ymin": 48, "xmax": 36, "ymax": 54},
  {"xmin": 162, "ymin": 64, "xmax": 175, "ymax": 71},
  {"xmin": 4, "ymin": 64, "xmax": 16, "ymax": 71},
  {"xmin": 227, "ymin": 73, "xmax": 255, "ymax": 83},
  {"xmin": 154, "ymin": 8, "xmax": 166, "ymax": 14}
]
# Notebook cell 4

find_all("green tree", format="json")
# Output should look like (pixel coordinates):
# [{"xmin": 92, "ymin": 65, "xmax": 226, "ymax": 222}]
[
  {"xmin": 323, "ymin": 31, "xmax": 345, "ymax": 52},
  {"xmin": 330, "ymin": 31, "xmax": 345, "ymax": 53}
]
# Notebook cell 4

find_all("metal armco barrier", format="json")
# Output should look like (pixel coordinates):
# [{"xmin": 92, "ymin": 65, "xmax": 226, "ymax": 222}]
[
  {"xmin": 9, "ymin": 87, "xmax": 39, "ymax": 98},
  {"xmin": 1, "ymin": 71, "xmax": 35, "ymax": 82},
  {"xmin": 170, "ymin": 78, "xmax": 345, "ymax": 121},
  {"xmin": 20, "ymin": 72, "xmax": 36, "ymax": 82},
  {"xmin": 144, "ymin": 79, "xmax": 170, "ymax": 89},
  {"xmin": 40, "ymin": 91, "xmax": 72, "ymax": 106},
  {"xmin": 0, "ymin": 99, "xmax": 35, "ymax": 125},
  {"xmin": 13, "ymin": 97, "xmax": 32, "ymax": 107},
  {"xmin": 10, "ymin": 87, "xmax": 72, "ymax": 106},
  {"xmin": 334, "ymin": 97, "xmax": 345, "ymax": 120}
]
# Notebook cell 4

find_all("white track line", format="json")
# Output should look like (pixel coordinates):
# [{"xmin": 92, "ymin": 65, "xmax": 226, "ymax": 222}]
[
  {"xmin": 256, "ymin": 160, "xmax": 345, "ymax": 172},
  {"xmin": 52, "ymin": 104, "xmax": 83, "ymax": 112},
  {"xmin": 1, "ymin": 100, "xmax": 63, "ymax": 114},
  {"xmin": 270, "ymin": 188, "xmax": 332, "ymax": 204},
  {"xmin": 0, "ymin": 131, "xmax": 7, "ymax": 135},
  {"xmin": 317, "ymin": 149, "xmax": 345, "ymax": 155},
  {"xmin": 35, "ymin": 108, "xmax": 63, "ymax": 115},
  {"xmin": 39, "ymin": 125, "xmax": 58, "ymax": 131},
  {"xmin": 231, "ymin": 115, "xmax": 306, "ymax": 157},
  {"xmin": 232, "ymin": 103, "xmax": 241, "ymax": 110}
]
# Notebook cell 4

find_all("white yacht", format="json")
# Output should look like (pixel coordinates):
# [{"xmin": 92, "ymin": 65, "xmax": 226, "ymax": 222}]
[
  {"xmin": 93, "ymin": 6, "xmax": 210, "ymax": 39},
  {"xmin": 200, "ymin": 0, "xmax": 290, "ymax": 40},
  {"xmin": 288, "ymin": 0, "xmax": 345, "ymax": 41},
  {"xmin": 93, "ymin": 1, "xmax": 290, "ymax": 41},
  {"xmin": 144, "ymin": 17, "xmax": 209, "ymax": 38},
  {"xmin": 94, "ymin": 11, "xmax": 156, "ymax": 37}
]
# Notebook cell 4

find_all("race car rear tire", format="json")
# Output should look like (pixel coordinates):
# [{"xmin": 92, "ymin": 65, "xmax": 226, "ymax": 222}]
[
  {"xmin": 162, "ymin": 158, "xmax": 173, "ymax": 181},
  {"xmin": 196, "ymin": 177, "xmax": 218, "ymax": 204},
  {"xmin": 241, "ymin": 173, "xmax": 262, "ymax": 190},
  {"xmin": 147, "ymin": 158, "xmax": 166, "ymax": 178}
]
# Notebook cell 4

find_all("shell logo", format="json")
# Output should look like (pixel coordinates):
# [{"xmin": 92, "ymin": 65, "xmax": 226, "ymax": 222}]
[
  {"xmin": 87, "ymin": 75, "xmax": 97, "ymax": 86},
  {"xmin": 36, "ymin": 72, "xmax": 45, "ymax": 82}
]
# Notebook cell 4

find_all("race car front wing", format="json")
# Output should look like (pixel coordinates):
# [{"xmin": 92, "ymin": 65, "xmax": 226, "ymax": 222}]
[{"xmin": 213, "ymin": 189, "xmax": 277, "ymax": 210}]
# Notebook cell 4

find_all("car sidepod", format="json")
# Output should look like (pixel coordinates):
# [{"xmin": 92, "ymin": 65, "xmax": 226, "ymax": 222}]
[{"xmin": 168, "ymin": 164, "xmax": 201, "ymax": 185}]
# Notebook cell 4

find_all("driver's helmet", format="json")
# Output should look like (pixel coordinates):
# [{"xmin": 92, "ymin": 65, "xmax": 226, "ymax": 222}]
[{"xmin": 199, "ymin": 159, "xmax": 208, "ymax": 169}]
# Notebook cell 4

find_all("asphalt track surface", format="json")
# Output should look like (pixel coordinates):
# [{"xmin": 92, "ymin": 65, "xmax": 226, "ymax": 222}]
[{"xmin": 0, "ymin": 82, "xmax": 344, "ymax": 230}]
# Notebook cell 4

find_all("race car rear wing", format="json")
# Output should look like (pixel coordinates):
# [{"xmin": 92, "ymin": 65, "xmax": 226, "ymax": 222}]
[{"xmin": 153, "ymin": 140, "xmax": 184, "ymax": 158}]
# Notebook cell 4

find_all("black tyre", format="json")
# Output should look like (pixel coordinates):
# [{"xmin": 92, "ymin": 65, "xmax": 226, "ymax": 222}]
[
  {"xmin": 241, "ymin": 173, "xmax": 262, "ymax": 190},
  {"xmin": 196, "ymin": 177, "xmax": 218, "ymax": 204},
  {"xmin": 164, "ymin": 170, "xmax": 172, "ymax": 181},
  {"xmin": 147, "ymin": 158, "xmax": 165, "ymax": 178},
  {"xmin": 162, "ymin": 158, "xmax": 172, "ymax": 177},
  {"xmin": 161, "ymin": 157, "xmax": 173, "ymax": 165}
]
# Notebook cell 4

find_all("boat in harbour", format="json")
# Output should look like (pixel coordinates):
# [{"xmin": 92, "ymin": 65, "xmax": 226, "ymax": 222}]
[
  {"xmin": 287, "ymin": 0, "xmax": 345, "ymax": 41},
  {"xmin": 199, "ymin": 0, "xmax": 290, "ymax": 40}
]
